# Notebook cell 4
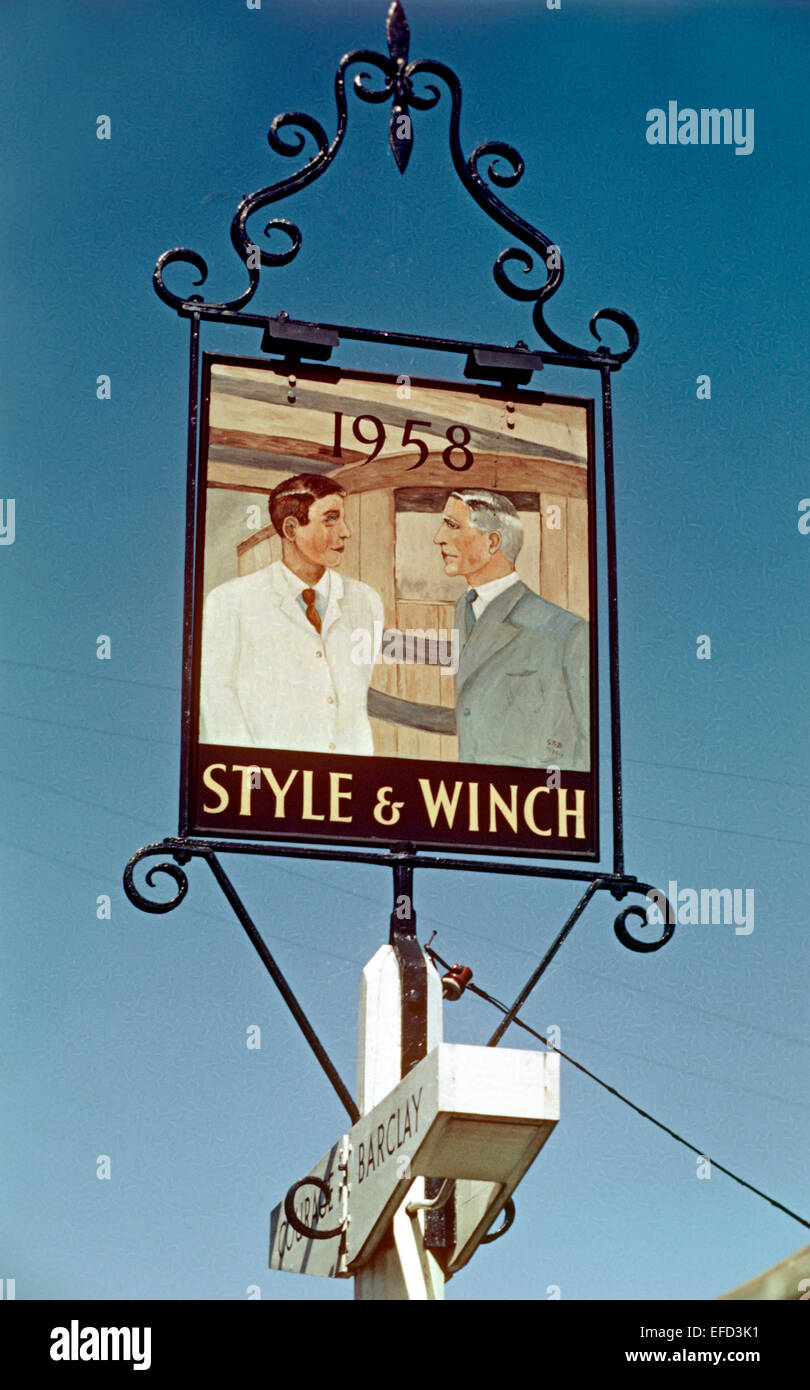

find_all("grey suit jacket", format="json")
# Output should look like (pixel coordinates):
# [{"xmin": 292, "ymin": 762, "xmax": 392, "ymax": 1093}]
[
  {"xmin": 369, "ymin": 581, "xmax": 590, "ymax": 771},
  {"xmin": 453, "ymin": 581, "xmax": 589, "ymax": 769}
]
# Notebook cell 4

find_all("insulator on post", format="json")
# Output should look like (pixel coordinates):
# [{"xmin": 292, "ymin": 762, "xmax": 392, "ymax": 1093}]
[{"xmin": 441, "ymin": 963, "xmax": 473, "ymax": 1001}]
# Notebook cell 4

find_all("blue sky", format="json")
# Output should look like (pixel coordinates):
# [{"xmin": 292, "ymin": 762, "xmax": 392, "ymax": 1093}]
[{"xmin": 2, "ymin": 0, "xmax": 809, "ymax": 1301}]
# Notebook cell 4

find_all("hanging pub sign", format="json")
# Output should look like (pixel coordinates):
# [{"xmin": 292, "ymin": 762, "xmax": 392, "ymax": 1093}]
[
  {"xmin": 189, "ymin": 354, "xmax": 598, "ymax": 858},
  {"xmin": 123, "ymin": 3, "xmax": 677, "ymax": 1211}
]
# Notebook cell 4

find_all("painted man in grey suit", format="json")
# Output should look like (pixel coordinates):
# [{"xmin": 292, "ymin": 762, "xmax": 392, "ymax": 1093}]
[{"xmin": 369, "ymin": 489, "xmax": 589, "ymax": 770}]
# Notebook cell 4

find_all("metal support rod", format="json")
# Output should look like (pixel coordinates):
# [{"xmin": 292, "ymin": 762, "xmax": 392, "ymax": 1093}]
[
  {"xmin": 178, "ymin": 311, "xmax": 200, "ymax": 838},
  {"xmin": 389, "ymin": 856, "xmax": 416, "ymax": 939},
  {"xmin": 205, "ymin": 853, "xmax": 359, "ymax": 1123},
  {"xmin": 406, "ymin": 1178, "xmax": 454, "ymax": 1216},
  {"xmin": 176, "ymin": 307, "xmax": 619, "ymax": 374},
  {"xmin": 389, "ymin": 851, "xmax": 428, "ymax": 1076},
  {"xmin": 487, "ymin": 880, "xmax": 600, "ymax": 1046},
  {"xmin": 139, "ymin": 836, "xmax": 623, "ymax": 881},
  {"xmin": 601, "ymin": 363, "xmax": 625, "ymax": 878}
]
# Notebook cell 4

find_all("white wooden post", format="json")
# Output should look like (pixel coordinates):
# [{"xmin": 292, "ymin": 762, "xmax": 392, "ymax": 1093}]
[{"xmin": 354, "ymin": 944, "xmax": 445, "ymax": 1300}]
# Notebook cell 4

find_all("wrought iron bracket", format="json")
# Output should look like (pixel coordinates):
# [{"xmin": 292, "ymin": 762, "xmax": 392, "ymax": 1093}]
[
  {"xmin": 123, "ymin": 837, "xmax": 674, "ymax": 1128},
  {"xmin": 124, "ymin": 837, "xmax": 675, "ymax": 956},
  {"xmin": 153, "ymin": 1, "xmax": 639, "ymax": 370}
]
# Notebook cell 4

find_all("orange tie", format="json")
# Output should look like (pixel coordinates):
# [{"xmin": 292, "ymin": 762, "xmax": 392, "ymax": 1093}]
[{"xmin": 301, "ymin": 587, "xmax": 322, "ymax": 634}]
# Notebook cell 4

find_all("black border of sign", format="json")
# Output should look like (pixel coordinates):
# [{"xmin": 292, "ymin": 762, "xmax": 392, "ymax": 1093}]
[{"xmin": 183, "ymin": 350, "xmax": 599, "ymax": 862}]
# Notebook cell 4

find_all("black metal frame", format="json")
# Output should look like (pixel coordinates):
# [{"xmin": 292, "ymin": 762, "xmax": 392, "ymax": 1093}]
[
  {"xmin": 190, "ymin": 352, "xmax": 600, "ymax": 861},
  {"xmin": 124, "ymin": 2, "xmax": 676, "ymax": 1129}
]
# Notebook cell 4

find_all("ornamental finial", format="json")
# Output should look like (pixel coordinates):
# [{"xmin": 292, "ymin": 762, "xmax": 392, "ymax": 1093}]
[{"xmin": 386, "ymin": 2, "xmax": 410, "ymax": 63}]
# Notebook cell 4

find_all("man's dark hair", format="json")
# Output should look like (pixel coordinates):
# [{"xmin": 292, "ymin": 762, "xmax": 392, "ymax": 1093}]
[{"xmin": 268, "ymin": 472, "xmax": 346, "ymax": 538}]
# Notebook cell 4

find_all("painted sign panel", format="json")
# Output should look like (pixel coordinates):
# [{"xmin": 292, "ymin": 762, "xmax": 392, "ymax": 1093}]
[{"xmin": 188, "ymin": 355, "xmax": 598, "ymax": 856}]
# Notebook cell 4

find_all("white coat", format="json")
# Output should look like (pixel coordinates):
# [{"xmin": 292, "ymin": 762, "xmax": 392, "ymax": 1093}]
[{"xmin": 199, "ymin": 562, "xmax": 384, "ymax": 754}]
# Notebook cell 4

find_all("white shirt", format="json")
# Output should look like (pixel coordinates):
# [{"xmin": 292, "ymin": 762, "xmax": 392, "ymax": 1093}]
[
  {"xmin": 469, "ymin": 570, "xmax": 520, "ymax": 621},
  {"xmin": 200, "ymin": 561, "xmax": 384, "ymax": 754}
]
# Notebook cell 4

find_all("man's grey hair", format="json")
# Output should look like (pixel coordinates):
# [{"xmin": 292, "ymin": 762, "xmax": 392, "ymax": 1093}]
[{"xmin": 449, "ymin": 489, "xmax": 524, "ymax": 564}]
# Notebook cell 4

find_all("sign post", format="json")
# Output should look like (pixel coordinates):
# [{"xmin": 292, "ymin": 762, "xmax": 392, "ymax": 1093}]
[
  {"xmin": 353, "ymin": 942, "xmax": 444, "ymax": 1300},
  {"xmin": 267, "ymin": 895, "xmax": 561, "ymax": 1298},
  {"xmin": 124, "ymin": 0, "xmax": 680, "ymax": 1301}
]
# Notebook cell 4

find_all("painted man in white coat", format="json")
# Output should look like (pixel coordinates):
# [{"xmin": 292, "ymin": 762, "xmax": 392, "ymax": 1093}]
[{"xmin": 200, "ymin": 473, "xmax": 384, "ymax": 754}]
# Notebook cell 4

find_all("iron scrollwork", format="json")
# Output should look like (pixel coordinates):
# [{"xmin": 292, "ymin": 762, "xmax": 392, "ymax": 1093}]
[
  {"xmin": 283, "ymin": 1177, "xmax": 345, "ymax": 1242},
  {"xmin": 613, "ymin": 881, "xmax": 676, "ymax": 954},
  {"xmin": 152, "ymin": 2, "xmax": 637, "ymax": 366},
  {"xmin": 124, "ymin": 839, "xmax": 675, "ymax": 958},
  {"xmin": 123, "ymin": 841, "xmax": 190, "ymax": 915},
  {"xmin": 480, "ymin": 1197, "xmax": 516, "ymax": 1245}
]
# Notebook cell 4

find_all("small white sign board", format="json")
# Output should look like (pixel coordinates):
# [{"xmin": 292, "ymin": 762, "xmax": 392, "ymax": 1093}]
[
  {"xmin": 346, "ymin": 1043, "xmax": 559, "ymax": 1267},
  {"xmin": 269, "ymin": 1042, "xmax": 559, "ymax": 1277}
]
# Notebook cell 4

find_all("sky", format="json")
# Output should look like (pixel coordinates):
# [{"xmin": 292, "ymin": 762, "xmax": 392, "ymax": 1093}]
[{"xmin": 2, "ymin": 0, "xmax": 808, "ymax": 1303}]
